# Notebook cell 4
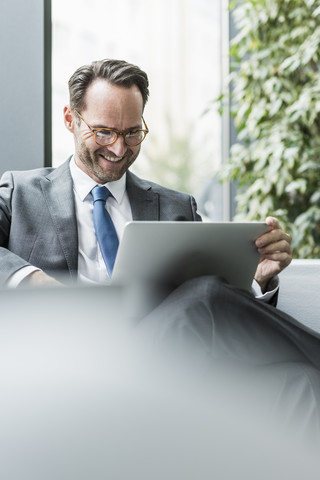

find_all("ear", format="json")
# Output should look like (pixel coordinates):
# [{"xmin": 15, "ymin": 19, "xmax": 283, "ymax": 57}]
[{"xmin": 63, "ymin": 106, "xmax": 75, "ymax": 133}]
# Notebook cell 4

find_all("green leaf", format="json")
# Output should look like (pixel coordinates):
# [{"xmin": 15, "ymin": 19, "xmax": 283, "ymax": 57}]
[{"xmin": 216, "ymin": 0, "xmax": 320, "ymax": 258}]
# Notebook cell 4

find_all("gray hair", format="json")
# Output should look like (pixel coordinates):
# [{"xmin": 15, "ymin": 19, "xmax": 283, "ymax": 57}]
[{"xmin": 68, "ymin": 59, "xmax": 149, "ymax": 111}]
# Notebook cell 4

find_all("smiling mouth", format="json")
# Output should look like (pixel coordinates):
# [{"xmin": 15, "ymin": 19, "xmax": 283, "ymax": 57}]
[{"xmin": 100, "ymin": 154, "xmax": 124, "ymax": 163}]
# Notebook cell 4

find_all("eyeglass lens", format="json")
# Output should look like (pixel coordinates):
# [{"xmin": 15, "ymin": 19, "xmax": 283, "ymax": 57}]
[{"xmin": 95, "ymin": 129, "xmax": 146, "ymax": 146}]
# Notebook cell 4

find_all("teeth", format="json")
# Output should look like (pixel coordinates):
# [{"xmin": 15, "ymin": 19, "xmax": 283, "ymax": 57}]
[{"xmin": 101, "ymin": 154, "xmax": 123, "ymax": 163}]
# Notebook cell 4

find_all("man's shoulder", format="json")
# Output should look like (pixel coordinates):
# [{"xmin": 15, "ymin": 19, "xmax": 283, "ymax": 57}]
[
  {"xmin": 126, "ymin": 170, "xmax": 201, "ymax": 221},
  {"xmin": 127, "ymin": 170, "xmax": 193, "ymax": 199},
  {"xmin": 7, "ymin": 166, "xmax": 55, "ymax": 180},
  {"xmin": 1, "ymin": 159, "xmax": 70, "ymax": 185}
]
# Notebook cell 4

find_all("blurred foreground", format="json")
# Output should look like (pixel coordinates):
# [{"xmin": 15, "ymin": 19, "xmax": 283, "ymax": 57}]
[{"xmin": 0, "ymin": 282, "xmax": 319, "ymax": 479}]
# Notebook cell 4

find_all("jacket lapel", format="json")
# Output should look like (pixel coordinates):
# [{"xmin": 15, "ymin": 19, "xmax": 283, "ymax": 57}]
[
  {"xmin": 126, "ymin": 171, "xmax": 160, "ymax": 220},
  {"xmin": 40, "ymin": 159, "xmax": 78, "ymax": 277},
  {"xmin": 37, "ymin": 166, "xmax": 159, "ymax": 276}
]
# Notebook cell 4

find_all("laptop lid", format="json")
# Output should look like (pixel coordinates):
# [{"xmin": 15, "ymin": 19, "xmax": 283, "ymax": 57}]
[{"xmin": 112, "ymin": 221, "xmax": 269, "ymax": 292}]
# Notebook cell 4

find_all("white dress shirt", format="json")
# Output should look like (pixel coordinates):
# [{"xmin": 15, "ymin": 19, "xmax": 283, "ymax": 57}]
[{"xmin": 69, "ymin": 157, "xmax": 132, "ymax": 284}]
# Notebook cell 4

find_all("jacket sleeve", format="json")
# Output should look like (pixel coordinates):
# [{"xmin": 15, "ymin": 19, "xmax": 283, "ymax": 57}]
[{"xmin": 0, "ymin": 171, "xmax": 32, "ymax": 285}]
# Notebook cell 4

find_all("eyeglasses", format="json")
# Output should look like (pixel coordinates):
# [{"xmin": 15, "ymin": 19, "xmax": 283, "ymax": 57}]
[{"xmin": 74, "ymin": 110, "xmax": 149, "ymax": 147}]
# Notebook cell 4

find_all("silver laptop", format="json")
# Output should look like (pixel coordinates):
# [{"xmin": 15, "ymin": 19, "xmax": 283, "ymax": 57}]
[{"xmin": 112, "ymin": 221, "xmax": 269, "ymax": 292}]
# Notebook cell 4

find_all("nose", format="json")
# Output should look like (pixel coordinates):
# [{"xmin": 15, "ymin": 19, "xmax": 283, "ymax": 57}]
[{"xmin": 107, "ymin": 135, "xmax": 127, "ymax": 157}]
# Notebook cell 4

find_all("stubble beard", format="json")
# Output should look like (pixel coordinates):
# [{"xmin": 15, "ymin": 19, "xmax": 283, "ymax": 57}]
[{"xmin": 77, "ymin": 142, "xmax": 139, "ymax": 183}]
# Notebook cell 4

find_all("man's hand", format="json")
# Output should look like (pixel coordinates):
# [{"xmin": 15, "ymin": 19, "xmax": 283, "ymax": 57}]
[
  {"xmin": 254, "ymin": 216, "xmax": 292, "ymax": 293},
  {"xmin": 19, "ymin": 270, "xmax": 62, "ymax": 287}
]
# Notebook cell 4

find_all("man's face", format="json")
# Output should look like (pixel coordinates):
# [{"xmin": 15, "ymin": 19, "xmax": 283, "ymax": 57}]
[{"xmin": 66, "ymin": 79, "xmax": 144, "ymax": 184}]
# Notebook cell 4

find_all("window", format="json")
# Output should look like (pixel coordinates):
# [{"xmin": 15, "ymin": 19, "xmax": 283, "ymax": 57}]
[{"xmin": 52, "ymin": 0, "xmax": 223, "ymax": 204}]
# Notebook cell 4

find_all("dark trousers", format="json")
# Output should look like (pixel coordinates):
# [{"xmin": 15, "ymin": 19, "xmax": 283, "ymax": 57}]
[{"xmin": 137, "ymin": 276, "xmax": 320, "ymax": 438}]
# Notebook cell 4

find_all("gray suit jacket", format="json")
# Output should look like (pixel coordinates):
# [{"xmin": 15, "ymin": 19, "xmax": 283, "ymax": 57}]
[{"xmin": 0, "ymin": 159, "xmax": 201, "ymax": 284}]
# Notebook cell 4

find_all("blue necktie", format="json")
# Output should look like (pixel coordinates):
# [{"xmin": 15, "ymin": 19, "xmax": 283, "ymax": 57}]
[{"xmin": 91, "ymin": 185, "xmax": 119, "ymax": 276}]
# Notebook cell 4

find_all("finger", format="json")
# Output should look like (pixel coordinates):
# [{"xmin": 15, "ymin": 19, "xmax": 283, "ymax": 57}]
[
  {"xmin": 257, "ymin": 251, "xmax": 292, "ymax": 268},
  {"xmin": 265, "ymin": 216, "xmax": 280, "ymax": 230},
  {"xmin": 257, "ymin": 238, "xmax": 292, "ymax": 255},
  {"xmin": 258, "ymin": 241, "xmax": 293, "ymax": 260},
  {"xmin": 256, "ymin": 230, "xmax": 292, "ymax": 249}
]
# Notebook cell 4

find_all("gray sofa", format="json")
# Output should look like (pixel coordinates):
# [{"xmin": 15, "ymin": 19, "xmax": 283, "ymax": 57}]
[{"xmin": 277, "ymin": 259, "xmax": 320, "ymax": 334}]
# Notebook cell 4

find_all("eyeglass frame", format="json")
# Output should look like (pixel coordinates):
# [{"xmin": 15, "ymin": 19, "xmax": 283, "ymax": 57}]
[{"xmin": 74, "ymin": 109, "xmax": 149, "ymax": 147}]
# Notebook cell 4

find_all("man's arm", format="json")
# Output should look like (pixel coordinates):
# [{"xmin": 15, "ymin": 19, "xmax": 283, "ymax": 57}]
[
  {"xmin": 6, "ymin": 266, "xmax": 62, "ymax": 288},
  {"xmin": 0, "ymin": 164, "xmax": 77, "ymax": 287},
  {"xmin": 0, "ymin": 173, "xmax": 34, "ymax": 285},
  {"xmin": 254, "ymin": 216, "xmax": 292, "ymax": 294},
  {"xmin": 19, "ymin": 270, "xmax": 62, "ymax": 287}
]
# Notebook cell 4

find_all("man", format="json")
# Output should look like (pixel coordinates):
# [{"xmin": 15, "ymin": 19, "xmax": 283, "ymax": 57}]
[
  {"xmin": 1, "ymin": 59, "xmax": 320, "ymax": 437},
  {"xmin": 0, "ymin": 58, "xmax": 291, "ymax": 294}
]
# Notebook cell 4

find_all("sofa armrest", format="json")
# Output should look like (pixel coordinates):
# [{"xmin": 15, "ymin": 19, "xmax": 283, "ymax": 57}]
[{"xmin": 277, "ymin": 259, "xmax": 320, "ymax": 333}]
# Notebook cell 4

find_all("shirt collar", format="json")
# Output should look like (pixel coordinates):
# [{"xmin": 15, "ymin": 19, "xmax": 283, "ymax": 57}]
[{"xmin": 69, "ymin": 156, "xmax": 127, "ymax": 204}]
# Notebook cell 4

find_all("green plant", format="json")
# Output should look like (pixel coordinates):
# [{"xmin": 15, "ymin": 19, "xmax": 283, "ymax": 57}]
[{"xmin": 219, "ymin": 0, "xmax": 320, "ymax": 258}]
